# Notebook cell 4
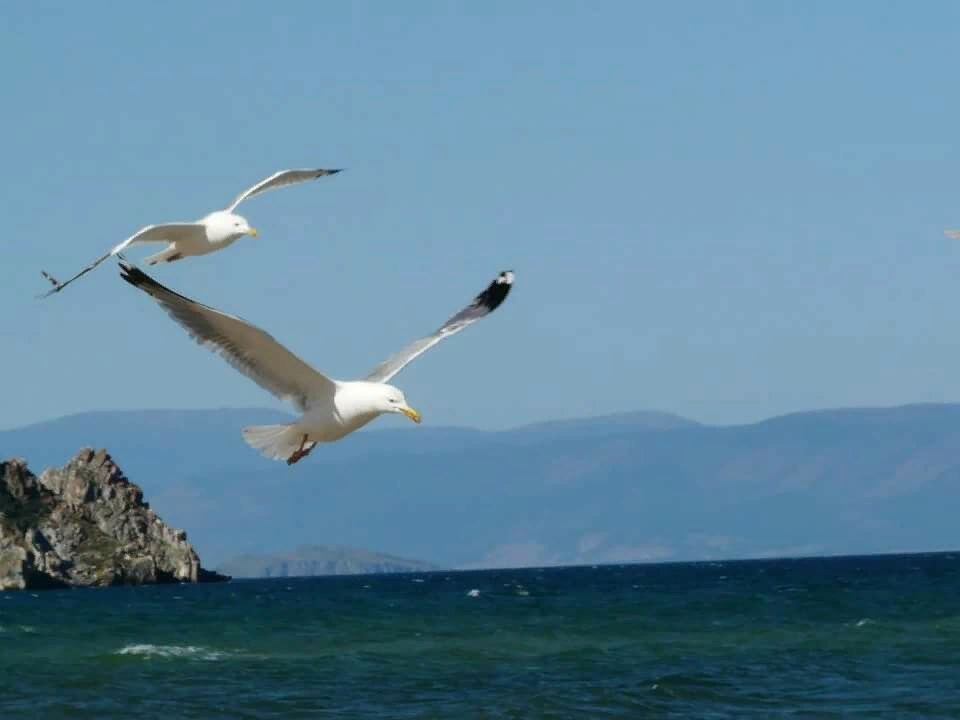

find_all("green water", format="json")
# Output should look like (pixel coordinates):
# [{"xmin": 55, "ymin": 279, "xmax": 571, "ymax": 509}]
[{"xmin": 2, "ymin": 553, "xmax": 960, "ymax": 718}]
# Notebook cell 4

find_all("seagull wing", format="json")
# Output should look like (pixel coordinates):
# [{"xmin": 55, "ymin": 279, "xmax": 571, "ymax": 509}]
[
  {"xmin": 224, "ymin": 168, "xmax": 343, "ymax": 212},
  {"xmin": 111, "ymin": 223, "xmax": 207, "ymax": 255},
  {"xmin": 364, "ymin": 271, "xmax": 515, "ymax": 384},
  {"xmin": 118, "ymin": 261, "xmax": 336, "ymax": 412},
  {"xmin": 38, "ymin": 223, "xmax": 206, "ymax": 299}
]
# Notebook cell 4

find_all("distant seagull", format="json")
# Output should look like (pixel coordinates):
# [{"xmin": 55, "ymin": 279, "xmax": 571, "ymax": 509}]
[
  {"xmin": 947, "ymin": 230, "xmax": 960, "ymax": 241},
  {"xmin": 38, "ymin": 168, "xmax": 342, "ymax": 298},
  {"xmin": 118, "ymin": 261, "xmax": 515, "ymax": 465}
]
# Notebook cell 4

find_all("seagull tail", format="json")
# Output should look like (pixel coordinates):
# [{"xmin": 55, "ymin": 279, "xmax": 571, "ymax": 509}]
[
  {"xmin": 143, "ymin": 244, "xmax": 183, "ymax": 266},
  {"xmin": 241, "ymin": 423, "xmax": 307, "ymax": 462}
]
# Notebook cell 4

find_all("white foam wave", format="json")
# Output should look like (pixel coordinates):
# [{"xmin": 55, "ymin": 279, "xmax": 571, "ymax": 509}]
[{"xmin": 115, "ymin": 644, "xmax": 230, "ymax": 661}]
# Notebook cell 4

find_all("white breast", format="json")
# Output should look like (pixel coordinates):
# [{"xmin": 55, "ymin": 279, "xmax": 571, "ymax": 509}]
[{"xmin": 299, "ymin": 389, "xmax": 383, "ymax": 442}]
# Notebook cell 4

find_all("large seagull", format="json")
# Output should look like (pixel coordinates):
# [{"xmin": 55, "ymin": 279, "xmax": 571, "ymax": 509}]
[
  {"xmin": 118, "ymin": 261, "xmax": 514, "ymax": 465},
  {"xmin": 39, "ymin": 168, "xmax": 342, "ymax": 298}
]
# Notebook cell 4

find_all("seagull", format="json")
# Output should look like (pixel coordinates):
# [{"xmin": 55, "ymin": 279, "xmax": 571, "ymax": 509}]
[
  {"xmin": 118, "ymin": 261, "xmax": 515, "ymax": 465},
  {"xmin": 39, "ymin": 168, "xmax": 342, "ymax": 298}
]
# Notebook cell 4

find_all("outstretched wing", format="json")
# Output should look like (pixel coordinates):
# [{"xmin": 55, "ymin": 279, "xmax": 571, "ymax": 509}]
[
  {"xmin": 118, "ymin": 261, "xmax": 336, "ymax": 412},
  {"xmin": 364, "ymin": 270, "xmax": 515, "ymax": 384},
  {"xmin": 224, "ymin": 168, "xmax": 343, "ymax": 212},
  {"xmin": 38, "ymin": 223, "xmax": 205, "ymax": 299}
]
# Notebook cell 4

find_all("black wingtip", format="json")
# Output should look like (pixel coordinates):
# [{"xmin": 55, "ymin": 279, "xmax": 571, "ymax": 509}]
[
  {"xmin": 35, "ymin": 271, "xmax": 63, "ymax": 299},
  {"xmin": 117, "ymin": 259, "xmax": 200, "ymax": 309},
  {"xmin": 118, "ymin": 260, "xmax": 152, "ymax": 289},
  {"xmin": 476, "ymin": 269, "xmax": 514, "ymax": 313},
  {"xmin": 321, "ymin": 168, "xmax": 344, "ymax": 176}
]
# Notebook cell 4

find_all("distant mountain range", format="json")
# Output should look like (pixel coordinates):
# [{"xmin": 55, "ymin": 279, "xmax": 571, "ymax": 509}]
[
  {"xmin": 3, "ymin": 403, "xmax": 960, "ymax": 569},
  {"xmin": 217, "ymin": 545, "xmax": 438, "ymax": 578}
]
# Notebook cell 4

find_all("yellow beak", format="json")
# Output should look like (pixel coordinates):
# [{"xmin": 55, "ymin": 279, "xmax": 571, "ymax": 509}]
[
  {"xmin": 399, "ymin": 406, "xmax": 422, "ymax": 424},
  {"xmin": 248, "ymin": 227, "xmax": 259, "ymax": 237}
]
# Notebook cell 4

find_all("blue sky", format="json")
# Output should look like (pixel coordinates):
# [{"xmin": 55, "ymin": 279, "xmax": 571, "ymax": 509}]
[{"xmin": 4, "ymin": 1, "xmax": 960, "ymax": 431}]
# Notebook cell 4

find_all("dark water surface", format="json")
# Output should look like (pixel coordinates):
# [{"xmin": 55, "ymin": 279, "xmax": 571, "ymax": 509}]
[{"xmin": 2, "ymin": 553, "xmax": 960, "ymax": 718}]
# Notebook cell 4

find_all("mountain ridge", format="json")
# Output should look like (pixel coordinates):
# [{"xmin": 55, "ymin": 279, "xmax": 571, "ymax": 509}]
[
  {"xmin": 4, "ymin": 402, "xmax": 960, "ymax": 570},
  {"xmin": 3, "ymin": 407, "xmax": 698, "ymax": 435},
  {"xmin": 216, "ymin": 544, "xmax": 439, "ymax": 578}
]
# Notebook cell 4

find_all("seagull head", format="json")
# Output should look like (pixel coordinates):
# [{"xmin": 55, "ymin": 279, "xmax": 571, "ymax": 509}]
[
  {"xmin": 379, "ymin": 384, "xmax": 422, "ymax": 424},
  {"xmin": 203, "ymin": 210, "xmax": 258, "ymax": 243},
  {"xmin": 337, "ymin": 382, "xmax": 422, "ymax": 424}
]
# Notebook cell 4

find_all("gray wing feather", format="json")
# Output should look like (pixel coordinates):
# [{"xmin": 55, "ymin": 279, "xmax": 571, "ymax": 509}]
[
  {"xmin": 119, "ymin": 262, "xmax": 335, "ymax": 411},
  {"xmin": 364, "ymin": 270, "xmax": 514, "ymax": 383},
  {"xmin": 224, "ymin": 168, "xmax": 343, "ymax": 212}
]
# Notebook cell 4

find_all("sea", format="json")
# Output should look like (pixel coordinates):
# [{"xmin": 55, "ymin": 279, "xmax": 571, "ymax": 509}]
[{"xmin": 1, "ymin": 552, "xmax": 959, "ymax": 719}]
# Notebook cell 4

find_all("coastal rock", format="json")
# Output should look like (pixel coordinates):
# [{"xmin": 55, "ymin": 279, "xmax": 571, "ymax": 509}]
[{"xmin": 0, "ymin": 449, "xmax": 229, "ymax": 591}]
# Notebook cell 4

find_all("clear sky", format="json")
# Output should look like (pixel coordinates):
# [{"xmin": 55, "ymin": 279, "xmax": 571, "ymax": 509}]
[{"xmin": 4, "ymin": 1, "xmax": 960, "ymax": 431}]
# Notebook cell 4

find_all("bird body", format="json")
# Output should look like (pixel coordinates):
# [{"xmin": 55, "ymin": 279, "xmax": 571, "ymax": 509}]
[
  {"xmin": 243, "ymin": 381, "xmax": 420, "ymax": 463},
  {"xmin": 138, "ymin": 211, "xmax": 257, "ymax": 265}
]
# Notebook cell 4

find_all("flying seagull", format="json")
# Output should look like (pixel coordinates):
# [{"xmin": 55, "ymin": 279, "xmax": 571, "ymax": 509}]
[
  {"xmin": 118, "ymin": 261, "xmax": 514, "ymax": 465},
  {"xmin": 39, "ymin": 168, "xmax": 342, "ymax": 298}
]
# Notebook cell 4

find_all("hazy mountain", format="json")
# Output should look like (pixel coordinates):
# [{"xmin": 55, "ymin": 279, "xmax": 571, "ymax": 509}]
[
  {"xmin": 217, "ymin": 545, "xmax": 438, "ymax": 578},
  {"xmin": 512, "ymin": 410, "xmax": 700, "ymax": 436},
  {"xmin": 3, "ymin": 403, "xmax": 960, "ymax": 569}
]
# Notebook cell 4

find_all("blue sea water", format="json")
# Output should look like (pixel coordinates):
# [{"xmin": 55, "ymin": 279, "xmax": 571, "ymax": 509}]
[{"xmin": 2, "ymin": 552, "xmax": 960, "ymax": 718}]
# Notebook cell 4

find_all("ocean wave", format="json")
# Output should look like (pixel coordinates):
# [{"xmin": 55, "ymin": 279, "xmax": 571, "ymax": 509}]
[{"xmin": 115, "ymin": 644, "xmax": 232, "ymax": 661}]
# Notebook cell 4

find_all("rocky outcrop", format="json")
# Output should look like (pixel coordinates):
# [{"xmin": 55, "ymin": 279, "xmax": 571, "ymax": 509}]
[{"xmin": 0, "ymin": 449, "xmax": 229, "ymax": 591}]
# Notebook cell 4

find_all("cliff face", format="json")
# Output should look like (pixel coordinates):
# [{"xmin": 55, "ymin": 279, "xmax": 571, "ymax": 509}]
[{"xmin": 0, "ymin": 449, "xmax": 228, "ymax": 591}]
